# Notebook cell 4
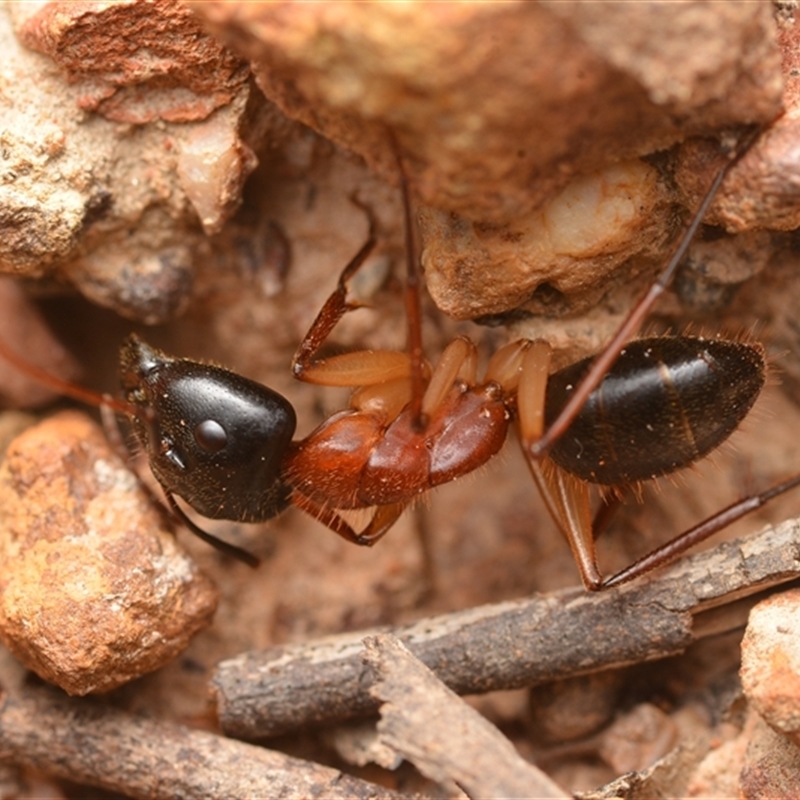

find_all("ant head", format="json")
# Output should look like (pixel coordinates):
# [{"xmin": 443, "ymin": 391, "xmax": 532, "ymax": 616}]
[{"xmin": 119, "ymin": 334, "xmax": 297, "ymax": 523}]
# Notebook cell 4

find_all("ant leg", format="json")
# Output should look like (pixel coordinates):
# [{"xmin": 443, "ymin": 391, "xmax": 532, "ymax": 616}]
[
  {"xmin": 292, "ymin": 491, "xmax": 406, "ymax": 546},
  {"xmin": 100, "ymin": 402, "xmax": 134, "ymax": 462},
  {"xmin": 164, "ymin": 493, "xmax": 260, "ymax": 568},
  {"xmin": 101, "ymin": 402, "xmax": 175, "ymax": 517},
  {"xmin": 294, "ymin": 348, "xmax": 414, "ymax": 388},
  {"xmin": 286, "ymin": 337, "xmax": 480, "ymax": 545},
  {"xmin": 602, "ymin": 471, "xmax": 800, "ymax": 588},
  {"xmin": 292, "ymin": 205, "xmax": 376, "ymax": 376},
  {"xmin": 397, "ymin": 153, "xmax": 426, "ymax": 427},
  {"xmin": 345, "ymin": 336, "xmax": 475, "ymax": 423},
  {"xmin": 507, "ymin": 339, "xmax": 603, "ymax": 589},
  {"xmin": 530, "ymin": 126, "xmax": 764, "ymax": 459},
  {"xmin": 292, "ymin": 148, "xmax": 429, "ymax": 422},
  {"xmin": 420, "ymin": 337, "xmax": 477, "ymax": 417},
  {"xmin": 291, "ymin": 205, "xmax": 413, "ymax": 388},
  {"xmin": 528, "ymin": 461, "xmax": 600, "ymax": 590},
  {"xmin": 351, "ymin": 502, "xmax": 407, "ymax": 545}
]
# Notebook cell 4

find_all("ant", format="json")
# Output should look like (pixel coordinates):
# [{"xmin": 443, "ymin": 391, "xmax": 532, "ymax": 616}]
[{"xmin": 1, "ymin": 124, "xmax": 798, "ymax": 589}]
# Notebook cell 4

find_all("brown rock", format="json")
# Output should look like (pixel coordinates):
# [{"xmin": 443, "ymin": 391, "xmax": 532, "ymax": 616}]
[
  {"xmin": 528, "ymin": 671, "xmax": 626, "ymax": 745},
  {"xmin": 193, "ymin": 1, "xmax": 781, "ymax": 222},
  {"xmin": 673, "ymin": 229, "xmax": 773, "ymax": 314},
  {"xmin": 10, "ymin": 0, "xmax": 247, "ymax": 124},
  {"xmin": 0, "ymin": 411, "xmax": 218, "ymax": 695},
  {"xmin": 740, "ymin": 714, "xmax": 800, "ymax": 800},
  {"xmin": 686, "ymin": 719, "xmax": 750, "ymax": 800},
  {"xmin": 0, "ymin": 2, "xmax": 268, "ymax": 322},
  {"xmin": 740, "ymin": 588, "xmax": 800, "ymax": 748},
  {"xmin": 675, "ymin": 114, "xmax": 800, "ymax": 234},
  {"xmin": 189, "ymin": 2, "xmax": 788, "ymax": 357},
  {"xmin": 597, "ymin": 703, "xmax": 679, "ymax": 775},
  {"xmin": 420, "ymin": 158, "xmax": 670, "ymax": 323},
  {"xmin": 676, "ymin": 8, "xmax": 800, "ymax": 233}
]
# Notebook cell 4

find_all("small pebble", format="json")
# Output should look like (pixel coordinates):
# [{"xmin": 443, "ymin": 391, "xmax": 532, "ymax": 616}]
[
  {"xmin": 0, "ymin": 411, "xmax": 219, "ymax": 695},
  {"xmin": 740, "ymin": 588, "xmax": 800, "ymax": 748}
]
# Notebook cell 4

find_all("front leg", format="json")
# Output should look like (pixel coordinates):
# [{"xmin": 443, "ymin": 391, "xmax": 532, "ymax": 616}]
[
  {"xmin": 291, "ymin": 206, "xmax": 414, "ymax": 388},
  {"xmin": 291, "ymin": 227, "xmax": 376, "ymax": 382}
]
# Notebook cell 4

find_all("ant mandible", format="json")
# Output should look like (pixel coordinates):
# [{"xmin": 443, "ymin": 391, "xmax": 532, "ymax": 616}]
[{"xmin": 1, "ymin": 124, "xmax": 798, "ymax": 589}]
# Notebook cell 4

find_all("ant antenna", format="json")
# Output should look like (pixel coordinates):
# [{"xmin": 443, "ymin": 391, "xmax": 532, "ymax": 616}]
[{"xmin": 0, "ymin": 335, "xmax": 138, "ymax": 418}]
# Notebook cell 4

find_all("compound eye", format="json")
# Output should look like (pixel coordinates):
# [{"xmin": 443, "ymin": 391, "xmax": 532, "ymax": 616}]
[{"xmin": 194, "ymin": 419, "xmax": 228, "ymax": 452}]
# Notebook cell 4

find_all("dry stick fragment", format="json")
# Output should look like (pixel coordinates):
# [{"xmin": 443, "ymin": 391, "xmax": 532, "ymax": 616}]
[
  {"xmin": 214, "ymin": 519, "xmax": 800, "ymax": 739},
  {"xmin": 362, "ymin": 633, "xmax": 570, "ymax": 800},
  {"xmin": 0, "ymin": 683, "xmax": 402, "ymax": 800}
]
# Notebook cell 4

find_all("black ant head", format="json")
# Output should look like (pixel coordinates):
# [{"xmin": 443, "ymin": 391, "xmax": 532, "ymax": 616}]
[{"xmin": 119, "ymin": 334, "xmax": 296, "ymax": 523}]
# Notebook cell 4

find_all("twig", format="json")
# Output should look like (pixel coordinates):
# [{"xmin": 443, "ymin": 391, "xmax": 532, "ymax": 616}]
[
  {"xmin": 213, "ymin": 518, "xmax": 800, "ymax": 739},
  {"xmin": 363, "ymin": 633, "xmax": 570, "ymax": 799},
  {"xmin": 0, "ymin": 682, "xmax": 403, "ymax": 799}
]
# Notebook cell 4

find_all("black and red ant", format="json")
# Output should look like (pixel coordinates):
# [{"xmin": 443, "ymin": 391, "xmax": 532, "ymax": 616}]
[{"xmin": 1, "ymin": 124, "xmax": 798, "ymax": 589}]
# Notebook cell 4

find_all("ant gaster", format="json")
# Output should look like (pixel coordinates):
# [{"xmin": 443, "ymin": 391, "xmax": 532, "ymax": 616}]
[{"xmin": 2, "ymin": 124, "xmax": 799, "ymax": 588}]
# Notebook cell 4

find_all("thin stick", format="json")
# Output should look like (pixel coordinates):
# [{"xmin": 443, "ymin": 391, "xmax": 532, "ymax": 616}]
[
  {"xmin": 0, "ymin": 683, "xmax": 401, "ymax": 800},
  {"xmin": 364, "ymin": 633, "xmax": 570, "ymax": 799},
  {"xmin": 213, "ymin": 517, "xmax": 800, "ymax": 739}
]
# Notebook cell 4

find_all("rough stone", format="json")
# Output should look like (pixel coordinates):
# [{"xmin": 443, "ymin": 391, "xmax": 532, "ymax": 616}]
[
  {"xmin": 0, "ymin": 2, "xmax": 269, "ymax": 322},
  {"xmin": 10, "ymin": 0, "xmax": 247, "ymax": 124},
  {"xmin": 420, "ymin": 159, "xmax": 670, "ymax": 322},
  {"xmin": 0, "ymin": 411, "xmax": 219, "ymax": 695},
  {"xmin": 676, "ymin": 8, "xmax": 800, "ymax": 233},
  {"xmin": 193, "ymin": 1, "xmax": 782, "ymax": 222},
  {"xmin": 597, "ymin": 703, "xmax": 679, "ymax": 775},
  {"xmin": 528, "ymin": 671, "xmax": 626, "ymax": 745},
  {"xmin": 190, "ymin": 1, "xmax": 787, "ymax": 356},
  {"xmin": 740, "ymin": 714, "xmax": 800, "ymax": 800},
  {"xmin": 740, "ymin": 588, "xmax": 800, "ymax": 748}
]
